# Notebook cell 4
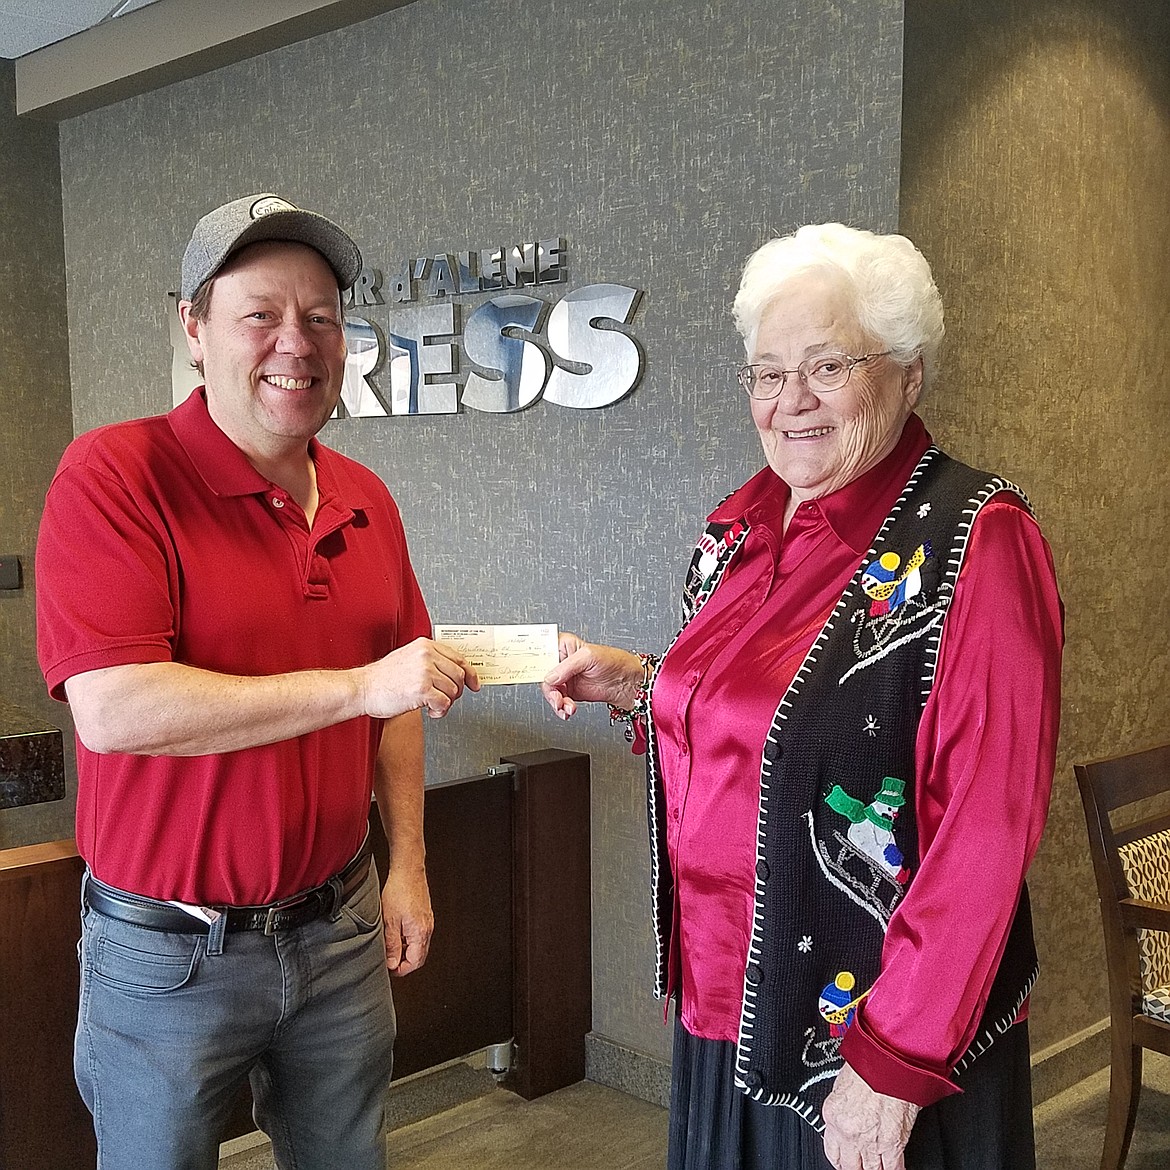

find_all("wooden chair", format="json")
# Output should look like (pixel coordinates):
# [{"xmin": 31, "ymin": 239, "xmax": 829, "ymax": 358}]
[{"xmin": 1076, "ymin": 744, "xmax": 1170, "ymax": 1170}]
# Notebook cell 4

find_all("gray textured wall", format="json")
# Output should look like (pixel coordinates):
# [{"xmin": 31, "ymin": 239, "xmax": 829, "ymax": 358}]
[
  {"xmin": 0, "ymin": 60, "xmax": 75, "ymax": 850},
  {"xmin": 902, "ymin": 0, "xmax": 1170, "ymax": 1055},
  {"xmin": 55, "ymin": 0, "xmax": 904, "ymax": 1059}
]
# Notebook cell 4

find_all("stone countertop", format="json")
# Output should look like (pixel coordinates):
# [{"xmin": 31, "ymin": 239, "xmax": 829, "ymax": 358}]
[{"xmin": 0, "ymin": 698, "xmax": 66, "ymax": 809}]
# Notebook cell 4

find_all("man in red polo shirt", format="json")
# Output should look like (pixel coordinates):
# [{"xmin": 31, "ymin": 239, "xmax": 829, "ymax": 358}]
[{"xmin": 36, "ymin": 193, "xmax": 477, "ymax": 1170}]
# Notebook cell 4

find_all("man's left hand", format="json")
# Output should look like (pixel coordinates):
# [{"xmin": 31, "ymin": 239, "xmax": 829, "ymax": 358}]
[
  {"xmin": 380, "ymin": 865, "xmax": 433, "ymax": 976},
  {"xmin": 822, "ymin": 1061, "xmax": 919, "ymax": 1170}
]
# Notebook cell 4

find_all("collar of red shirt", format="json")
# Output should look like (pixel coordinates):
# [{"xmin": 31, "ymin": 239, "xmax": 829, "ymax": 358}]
[
  {"xmin": 709, "ymin": 414, "xmax": 933, "ymax": 556},
  {"xmin": 166, "ymin": 387, "xmax": 373, "ymax": 508}
]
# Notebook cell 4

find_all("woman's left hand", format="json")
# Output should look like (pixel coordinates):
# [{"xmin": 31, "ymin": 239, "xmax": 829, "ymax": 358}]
[
  {"xmin": 822, "ymin": 1062, "xmax": 919, "ymax": 1170},
  {"xmin": 540, "ymin": 635, "xmax": 647, "ymax": 718}
]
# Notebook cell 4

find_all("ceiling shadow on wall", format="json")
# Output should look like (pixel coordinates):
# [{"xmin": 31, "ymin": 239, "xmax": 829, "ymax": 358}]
[{"xmin": 902, "ymin": 0, "xmax": 1170, "ymax": 193}]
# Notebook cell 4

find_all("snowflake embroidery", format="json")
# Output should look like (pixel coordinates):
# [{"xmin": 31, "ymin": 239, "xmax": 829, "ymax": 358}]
[
  {"xmin": 798, "ymin": 935, "xmax": 813, "ymax": 953},
  {"xmin": 917, "ymin": 502, "xmax": 932, "ymax": 519},
  {"xmin": 864, "ymin": 715, "xmax": 880, "ymax": 737}
]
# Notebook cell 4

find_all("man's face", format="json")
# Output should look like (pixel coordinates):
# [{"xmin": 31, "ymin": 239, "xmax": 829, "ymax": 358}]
[{"xmin": 180, "ymin": 241, "xmax": 347, "ymax": 461}]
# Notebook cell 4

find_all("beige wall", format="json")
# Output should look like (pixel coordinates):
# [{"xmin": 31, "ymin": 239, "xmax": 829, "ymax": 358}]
[
  {"xmin": 0, "ymin": 60, "xmax": 75, "ymax": 850},
  {"xmin": 902, "ymin": 0, "xmax": 1170, "ymax": 1053}
]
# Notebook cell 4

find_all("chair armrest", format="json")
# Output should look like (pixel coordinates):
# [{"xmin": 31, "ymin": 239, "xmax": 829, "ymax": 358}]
[{"xmin": 1119, "ymin": 897, "xmax": 1170, "ymax": 932}]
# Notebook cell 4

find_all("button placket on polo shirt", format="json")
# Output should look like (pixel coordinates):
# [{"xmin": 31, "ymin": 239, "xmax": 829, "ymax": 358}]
[
  {"xmin": 303, "ymin": 501, "xmax": 356, "ymax": 601},
  {"xmin": 265, "ymin": 489, "xmax": 323, "ymax": 599}
]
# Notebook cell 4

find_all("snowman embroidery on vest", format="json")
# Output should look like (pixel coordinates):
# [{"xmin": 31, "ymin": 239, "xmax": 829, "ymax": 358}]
[
  {"xmin": 806, "ymin": 775, "xmax": 912, "ymax": 928},
  {"xmin": 824, "ymin": 777, "xmax": 911, "ymax": 885}
]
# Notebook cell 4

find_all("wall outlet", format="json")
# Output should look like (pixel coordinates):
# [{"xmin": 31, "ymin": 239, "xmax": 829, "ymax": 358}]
[{"xmin": 0, "ymin": 555, "xmax": 23, "ymax": 590}]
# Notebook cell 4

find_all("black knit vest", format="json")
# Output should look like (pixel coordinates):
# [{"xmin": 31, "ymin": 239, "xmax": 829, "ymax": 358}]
[{"xmin": 644, "ymin": 447, "xmax": 1039, "ymax": 1132}]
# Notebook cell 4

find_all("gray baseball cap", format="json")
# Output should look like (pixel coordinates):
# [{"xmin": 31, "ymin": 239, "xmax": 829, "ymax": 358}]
[{"xmin": 180, "ymin": 193, "xmax": 363, "ymax": 301}]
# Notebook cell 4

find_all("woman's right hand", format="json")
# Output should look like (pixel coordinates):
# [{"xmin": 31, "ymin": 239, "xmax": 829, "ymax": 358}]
[{"xmin": 541, "ymin": 634, "xmax": 647, "ymax": 720}]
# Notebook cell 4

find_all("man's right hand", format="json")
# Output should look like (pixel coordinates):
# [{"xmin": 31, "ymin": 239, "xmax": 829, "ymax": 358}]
[
  {"xmin": 65, "ymin": 640, "xmax": 480, "ymax": 757},
  {"xmin": 360, "ymin": 637, "xmax": 480, "ymax": 720}
]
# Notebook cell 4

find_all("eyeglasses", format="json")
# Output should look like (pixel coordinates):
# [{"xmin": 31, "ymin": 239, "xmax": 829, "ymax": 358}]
[{"xmin": 736, "ymin": 351, "xmax": 891, "ymax": 399}]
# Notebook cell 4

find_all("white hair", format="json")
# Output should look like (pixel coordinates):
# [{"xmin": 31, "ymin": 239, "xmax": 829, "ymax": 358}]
[{"xmin": 732, "ymin": 223, "xmax": 945, "ymax": 391}]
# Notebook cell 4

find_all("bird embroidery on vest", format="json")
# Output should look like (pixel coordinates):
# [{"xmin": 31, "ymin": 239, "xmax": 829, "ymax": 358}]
[{"xmin": 861, "ymin": 542, "xmax": 932, "ymax": 616}]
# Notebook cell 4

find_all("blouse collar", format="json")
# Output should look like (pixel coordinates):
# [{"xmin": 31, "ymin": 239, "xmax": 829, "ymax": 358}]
[{"xmin": 711, "ymin": 414, "xmax": 932, "ymax": 555}]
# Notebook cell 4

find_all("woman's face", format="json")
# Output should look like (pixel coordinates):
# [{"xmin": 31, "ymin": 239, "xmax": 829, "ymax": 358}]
[{"xmin": 747, "ymin": 269, "xmax": 922, "ymax": 503}]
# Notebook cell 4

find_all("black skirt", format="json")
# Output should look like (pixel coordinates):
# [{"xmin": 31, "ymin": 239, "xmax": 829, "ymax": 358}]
[{"xmin": 667, "ymin": 1017, "xmax": 1036, "ymax": 1170}]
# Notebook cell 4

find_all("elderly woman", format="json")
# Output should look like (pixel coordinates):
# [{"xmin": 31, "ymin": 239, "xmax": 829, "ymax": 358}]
[{"xmin": 542, "ymin": 224, "xmax": 1062, "ymax": 1170}]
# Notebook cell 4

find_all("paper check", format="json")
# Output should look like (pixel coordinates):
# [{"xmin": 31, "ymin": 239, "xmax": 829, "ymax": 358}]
[{"xmin": 433, "ymin": 623, "xmax": 560, "ymax": 685}]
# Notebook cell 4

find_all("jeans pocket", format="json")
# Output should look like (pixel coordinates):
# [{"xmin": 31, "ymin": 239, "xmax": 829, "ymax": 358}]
[
  {"xmin": 340, "ymin": 872, "xmax": 383, "ymax": 934},
  {"xmin": 90, "ymin": 927, "xmax": 201, "ymax": 994}
]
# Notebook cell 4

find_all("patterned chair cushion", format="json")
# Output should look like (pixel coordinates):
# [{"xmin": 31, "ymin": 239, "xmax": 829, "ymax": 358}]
[
  {"xmin": 1145, "ymin": 986, "xmax": 1170, "ymax": 1022},
  {"xmin": 1118, "ymin": 828, "xmax": 1170, "ymax": 996}
]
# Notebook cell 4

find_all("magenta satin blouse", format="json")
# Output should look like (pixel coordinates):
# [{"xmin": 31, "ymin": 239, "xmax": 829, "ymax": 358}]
[{"xmin": 649, "ymin": 415, "xmax": 1063, "ymax": 1104}]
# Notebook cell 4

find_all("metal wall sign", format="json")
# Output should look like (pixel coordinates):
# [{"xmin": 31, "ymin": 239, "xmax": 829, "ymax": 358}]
[{"xmin": 170, "ymin": 237, "xmax": 646, "ymax": 416}]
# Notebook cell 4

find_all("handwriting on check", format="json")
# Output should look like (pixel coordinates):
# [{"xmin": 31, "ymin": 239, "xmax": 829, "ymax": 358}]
[{"xmin": 433, "ymin": 624, "xmax": 559, "ymax": 685}]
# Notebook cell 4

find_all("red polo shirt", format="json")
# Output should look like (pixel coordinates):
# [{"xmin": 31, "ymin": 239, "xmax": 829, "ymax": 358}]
[
  {"xmin": 37, "ymin": 389, "xmax": 431, "ymax": 904},
  {"xmin": 652, "ymin": 415, "xmax": 1063, "ymax": 1104}
]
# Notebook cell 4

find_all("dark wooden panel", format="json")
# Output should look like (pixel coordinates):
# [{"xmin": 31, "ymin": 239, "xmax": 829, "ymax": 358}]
[
  {"xmin": 503, "ymin": 749, "xmax": 592, "ymax": 1100},
  {"xmin": 377, "ymin": 772, "xmax": 514, "ymax": 1079},
  {"xmin": 0, "ymin": 841, "xmax": 96, "ymax": 1170}
]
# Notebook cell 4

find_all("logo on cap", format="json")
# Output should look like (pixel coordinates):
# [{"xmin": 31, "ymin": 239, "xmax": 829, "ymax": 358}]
[{"xmin": 250, "ymin": 196, "xmax": 298, "ymax": 220}]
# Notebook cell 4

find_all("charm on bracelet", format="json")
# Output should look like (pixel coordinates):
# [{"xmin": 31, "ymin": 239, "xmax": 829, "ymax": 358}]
[{"xmin": 607, "ymin": 652, "xmax": 658, "ymax": 742}]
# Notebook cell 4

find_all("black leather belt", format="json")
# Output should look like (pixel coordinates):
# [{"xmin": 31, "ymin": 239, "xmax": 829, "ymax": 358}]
[{"xmin": 84, "ymin": 839, "xmax": 374, "ymax": 935}]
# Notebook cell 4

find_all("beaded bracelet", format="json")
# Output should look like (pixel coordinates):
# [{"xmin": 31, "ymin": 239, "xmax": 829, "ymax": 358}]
[{"xmin": 608, "ymin": 653, "xmax": 658, "ymax": 743}]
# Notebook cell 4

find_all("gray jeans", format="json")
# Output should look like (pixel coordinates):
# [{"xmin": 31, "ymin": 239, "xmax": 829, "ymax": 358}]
[{"xmin": 76, "ymin": 866, "xmax": 395, "ymax": 1170}]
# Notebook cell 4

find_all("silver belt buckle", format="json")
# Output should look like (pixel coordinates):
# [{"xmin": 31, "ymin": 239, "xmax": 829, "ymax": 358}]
[{"xmin": 262, "ymin": 890, "xmax": 309, "ymax": 935}]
